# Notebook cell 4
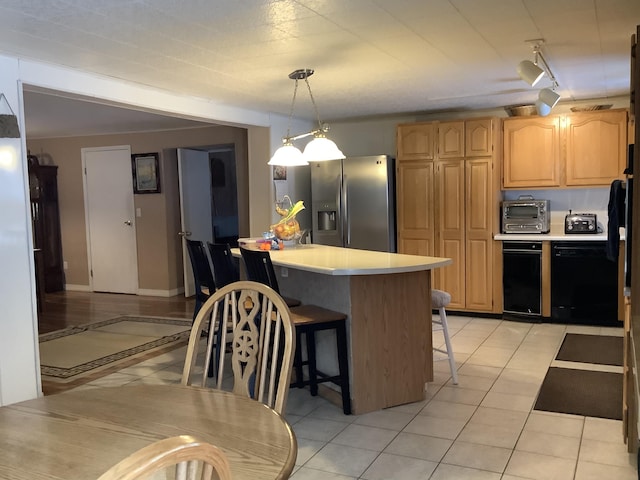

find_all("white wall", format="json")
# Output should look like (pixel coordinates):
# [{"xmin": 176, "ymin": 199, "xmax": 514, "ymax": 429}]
[
  {"xmin": 0, "ymin": 54, "xmax": 287, "ymax": 404},
  {"xmin": 0, "ymin": 56, "xmax": 41, "ymax": 405}
]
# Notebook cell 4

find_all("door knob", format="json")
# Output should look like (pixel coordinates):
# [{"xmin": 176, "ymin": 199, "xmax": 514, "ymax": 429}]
[
  {"xmin": 178, "ymin": 231, "xmax": 192, "ymax": 237},
  {"xmin": 124, "ymin": 220, "xmax": 132, "ymax": 226}
]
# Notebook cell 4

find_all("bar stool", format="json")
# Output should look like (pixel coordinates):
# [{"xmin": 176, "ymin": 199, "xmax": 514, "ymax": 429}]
[
  {"xmin": 431, "ymin": 289, "xmax": 458, "ymax": 385},
  {"xmin": 240, "ymin": 247, "xmax": 352, "ymax": 414}
]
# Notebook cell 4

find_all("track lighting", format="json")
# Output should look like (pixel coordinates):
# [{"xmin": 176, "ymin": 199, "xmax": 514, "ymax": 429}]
[
  {"xmin": 517, "ymin": 60, "xmax": 545, "ymax": 87},
  {"xmin": 517, "ymin": 40, "xmax": 561, "ymax": 116},
  {"xmin": 269, "ymin": 69, "xmax": 345, "ymax": 167},
  {"xmin": 538, "ymin": 88, "xmax": 560, "ymax": 109}
]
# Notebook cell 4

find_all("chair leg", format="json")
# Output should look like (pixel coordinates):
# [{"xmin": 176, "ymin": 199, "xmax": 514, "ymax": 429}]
[
  {"xmin": 439, "ymin": 306, "xmax": 458, "ymax": 385},
  {"xmin": 294, "ymin": 329, "xmax": 304, "ymax": 388},
  {"xmin": 335, "ymin": 321, "xmax": 352, "ymax": 415},
  {"xmin": 306, "ymin": 330, "xmax": 318, "ymax": 396}
]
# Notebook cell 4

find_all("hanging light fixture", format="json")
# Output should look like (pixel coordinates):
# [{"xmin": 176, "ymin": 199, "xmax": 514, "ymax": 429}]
[
  {"xmin": 517, "ymin": 40, "xmax": 561, "ymax": 116},
  {"xmin": 269, "ymin": 69, "xmax": 345, "ymax": 166}
]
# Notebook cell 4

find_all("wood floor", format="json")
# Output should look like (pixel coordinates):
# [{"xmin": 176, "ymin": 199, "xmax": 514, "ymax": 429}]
[{"xmin": 38, "ymin": 290, "xmax": 195, "ymax": 334}]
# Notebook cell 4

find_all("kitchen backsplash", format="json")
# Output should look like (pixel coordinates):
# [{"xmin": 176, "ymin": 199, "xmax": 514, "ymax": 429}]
[{"xmin": 503, "ymin": 188, "xmax": 610, "ymax": 230}]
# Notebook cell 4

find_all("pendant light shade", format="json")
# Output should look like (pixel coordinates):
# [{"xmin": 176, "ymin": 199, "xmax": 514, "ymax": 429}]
[
  {"xmin": 269, "ymin": 69, "xmax": 344, "ymax": 166},
  {"xmin": 538, "ymin": 88, "xmax": 560, "ymax": 109},
  {"xmin": 302, "ymin": 135, "xmax": 345, "ymax": 162},
  {"xmin": 268, "ymin": 143, "xmax": 308, "ymax": 166},
  {"xmin": 517, "ymin": 60, "xmax": 545, "ymax": 87}
]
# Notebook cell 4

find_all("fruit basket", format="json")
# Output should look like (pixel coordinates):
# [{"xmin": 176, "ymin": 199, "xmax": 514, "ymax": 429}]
[{"xmin": 270, "ymin": 196, "xmax": 304, "ymax": 241}]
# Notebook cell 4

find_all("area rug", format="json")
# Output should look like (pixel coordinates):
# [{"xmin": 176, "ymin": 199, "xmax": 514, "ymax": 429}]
[
  {"xmin": 555, "ymin": 333, "xmax": 623, "ymax": 366},
  {"xmin": 534, "ymin": 367, "xmax": 622, "ymax": 420},
  {"xmin": 39, "ymin": 316, "xmax": 192, "ymax": 393}
]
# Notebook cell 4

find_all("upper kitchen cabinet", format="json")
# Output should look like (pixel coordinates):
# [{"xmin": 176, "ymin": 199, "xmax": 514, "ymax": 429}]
[
  {"xmin": 565, "ymin": 109, "xmax": 628, "ymax": 186},
  {"xmin": 465, "ymin": 118, "xmax": 494, "ymax": 157},
  {"xmin": 438, "ymin": 121, "xmax": 465, "ymax": 158},
  {"xmin": 397, "ymin": 122, "xmax": 436, "ymax": 161},
  {"xmin": 503, "ymin": 116, "xmax": 561, "ymax": 188},
  {"xmin": 503, "ymin": 109, "xmax": 628, "ymax": 189},
  {"xmin": 437, "ymin": 118, "xmax": 494, "ymax": 159}
]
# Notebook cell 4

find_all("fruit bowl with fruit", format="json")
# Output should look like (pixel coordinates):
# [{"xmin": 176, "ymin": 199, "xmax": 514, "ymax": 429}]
[{"xmin": 270, "ymin": 196, "xmax": 305, "ymax": 241}]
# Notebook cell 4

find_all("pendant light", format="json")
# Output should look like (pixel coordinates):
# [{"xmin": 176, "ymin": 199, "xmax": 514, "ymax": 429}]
[{"xmin": 269, "ymin": 69, "xmax": 345, "ymax": 166}]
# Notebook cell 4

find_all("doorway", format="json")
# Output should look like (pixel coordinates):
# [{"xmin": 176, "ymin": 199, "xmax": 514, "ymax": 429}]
[
  {"xmin": 177, "ymin": 145, "xmax": 239, "ymax": 298},
  {"xmin": 82, "ymin": 146, "xmax": 139, "ymax": 294}
]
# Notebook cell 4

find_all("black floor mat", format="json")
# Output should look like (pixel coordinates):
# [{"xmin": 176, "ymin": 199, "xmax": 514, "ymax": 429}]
[
  {"xmin": 534, "ymin": 367, "xmax": 622, "ymax": 420},
  {"xmin": 555, "ymin": 333, "xmax": 623, "ymax": 366}
]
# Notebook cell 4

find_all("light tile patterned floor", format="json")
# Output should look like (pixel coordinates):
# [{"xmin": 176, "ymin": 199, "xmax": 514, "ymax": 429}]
[{"xmin": 71, "ymin": 315, "xmax": 638, "ymax": 480}]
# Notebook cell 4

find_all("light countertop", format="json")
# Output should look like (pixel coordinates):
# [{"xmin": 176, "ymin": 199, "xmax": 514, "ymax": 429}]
[
  {"xmin": 232, "ymin": 244, "xmax": 452, "ymax": 276},
  {"xmin": 494, "ymin": 224, "xmax": 626, "ymax": 242}
]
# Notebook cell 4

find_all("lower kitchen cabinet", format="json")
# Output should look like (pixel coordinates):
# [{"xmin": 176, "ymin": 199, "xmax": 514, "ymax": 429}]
[{"xmin": 435, "ymin": 157, "xmax": 495, "ymax": 311}]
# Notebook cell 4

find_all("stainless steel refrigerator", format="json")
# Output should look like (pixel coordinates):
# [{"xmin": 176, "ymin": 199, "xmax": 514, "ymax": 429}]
[{"xmin": 310, "ymin": 155, "xmax": 396, "ymax": 252}]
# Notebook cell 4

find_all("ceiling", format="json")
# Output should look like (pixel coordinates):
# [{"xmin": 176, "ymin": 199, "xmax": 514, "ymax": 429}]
[{"xmin": 2, "ymin": 0, "xmax": 639, "ymax": 138}]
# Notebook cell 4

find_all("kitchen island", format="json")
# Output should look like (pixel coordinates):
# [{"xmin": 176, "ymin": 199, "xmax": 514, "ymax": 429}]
[{"xmin": 233, "ymin": 244, "xmax": 451, "ymax": 414}]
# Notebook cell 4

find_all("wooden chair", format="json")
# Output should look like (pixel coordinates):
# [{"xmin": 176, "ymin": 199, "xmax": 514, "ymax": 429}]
[
  {"xmin": 239, "ymin": 248, "xmax": 352, "ymax": 414},
  {"xmin": 97, "ymin": 435, "xmax": 232, "ymax": 480},
  {"xmin": 186, "ymin": 239, "xmax": 217, "ymax": 322},
  {"xmin": 181, "ymin": 281, "xmax": 296, "ymax": 415}
]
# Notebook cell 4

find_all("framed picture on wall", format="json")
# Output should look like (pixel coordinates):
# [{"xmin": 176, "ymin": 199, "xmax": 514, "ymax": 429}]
[
  {"xmin": 131, "ymin": 152, "xmax": 160, "ymax": 194},
  {"xmin": 273, "ymin": 165, "xmax": 287, "ymax": 181}
]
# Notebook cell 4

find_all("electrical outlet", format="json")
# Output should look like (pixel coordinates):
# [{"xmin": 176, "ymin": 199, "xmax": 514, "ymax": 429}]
[
  {"xmin": 280, "ymin": 267, "xmax": 288, "ymax": 277},
  {"xmin": 63, "ymin": 261, "xmax": 68, "ymax": 270}
]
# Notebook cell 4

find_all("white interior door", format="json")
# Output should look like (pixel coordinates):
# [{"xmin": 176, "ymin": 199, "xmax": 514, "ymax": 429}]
[
  {"xmin": 178, "ymin": 148, "xmax": 212, "ymax": 297},
  {"xmin": 82, "ymin": 146, "xmax": 138, "ymax": 294}
]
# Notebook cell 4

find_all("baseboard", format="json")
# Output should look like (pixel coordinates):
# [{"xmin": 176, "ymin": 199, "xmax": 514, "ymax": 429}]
[
  {"xmin": 63, "ymin": 285, "xmax": 185, "ymax": 298},
  {"xmin": 137, "ymin": 288, "xmax": 185, "ymax": 297},
  {"xmin": 64, "ymin": 284, "xmax": 91, "ymax": 292}
]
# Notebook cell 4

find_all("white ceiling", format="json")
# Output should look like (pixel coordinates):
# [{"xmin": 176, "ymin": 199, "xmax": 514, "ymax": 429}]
[{"xmin": 2, "ymin": 0, "xmax": 639, "ymax": 137}]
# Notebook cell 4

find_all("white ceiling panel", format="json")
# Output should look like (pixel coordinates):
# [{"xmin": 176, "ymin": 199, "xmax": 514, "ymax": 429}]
[{"xmin": 0, "ymin": 0, "xmax": 636, "ymax": 137}]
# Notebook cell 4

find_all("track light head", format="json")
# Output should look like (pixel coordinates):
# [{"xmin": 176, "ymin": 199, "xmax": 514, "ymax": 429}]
[
  {"xmin": 517, "ymin": 60, "xmax": 545, "ymax": 87},
  {"xmin": 538, "ymin": 88, "xmax": 561, "ymax": 109}
]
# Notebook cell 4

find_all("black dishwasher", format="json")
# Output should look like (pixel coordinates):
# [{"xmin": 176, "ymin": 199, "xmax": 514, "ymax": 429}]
[
  {"xmin": 551, "ymin": 241, "xmax": 618, "ymax": 326},
  {"xmin": 503, "ymin": 242, "xmax": 542, "ymax": 321}
]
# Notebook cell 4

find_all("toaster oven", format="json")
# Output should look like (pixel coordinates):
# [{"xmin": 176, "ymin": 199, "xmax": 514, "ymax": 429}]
[{"xmin": 501, "ymin": 198, "xmax": 550, "ymax": 234}]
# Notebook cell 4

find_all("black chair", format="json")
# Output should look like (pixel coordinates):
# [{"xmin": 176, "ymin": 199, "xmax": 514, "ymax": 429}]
[
  {"xmin": 239, "ymin": 247, "xmax": 300, "ymax": 308},
  {"xmin": 185, "ymin": 239, "xmax": 216, "ymax": 322},
  {"xmin": 239, "ymin": 247, "xmax": 352, "ymax": 414},
  {"xmin": 207, "ymin": 242, "xmax": 240, "ymax": 289}
]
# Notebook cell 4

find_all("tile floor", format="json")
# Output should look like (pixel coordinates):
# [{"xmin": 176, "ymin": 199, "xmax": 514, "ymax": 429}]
[{"xmin": 70, "ymin": 314, "xmax": 639, "ymax": 480}]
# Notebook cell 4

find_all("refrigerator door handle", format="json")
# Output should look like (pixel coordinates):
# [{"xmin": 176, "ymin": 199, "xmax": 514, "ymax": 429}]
[{"xmin": 342, "ymin": 174, "xmax": 349, "ymax": 246}]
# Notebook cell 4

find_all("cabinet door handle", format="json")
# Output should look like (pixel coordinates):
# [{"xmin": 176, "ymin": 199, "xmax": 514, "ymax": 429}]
[{"xmin": 124, "ymin": 220, "xmax": 132, "ymax": 226}]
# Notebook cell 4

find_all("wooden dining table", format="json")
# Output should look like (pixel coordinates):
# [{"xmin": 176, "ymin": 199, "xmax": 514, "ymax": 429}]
[{"xmin": 0, "ymin": 384, "xmax": 296, "ymax": 479}]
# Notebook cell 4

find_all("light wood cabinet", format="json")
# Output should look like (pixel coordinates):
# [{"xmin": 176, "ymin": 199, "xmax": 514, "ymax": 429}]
[
  {"xmin": 465, "ymin": 158, "xmax": 494, "ymax": 311},
  {"xmin": 503, "ymin": 109, "xmax": 628, "ymax": 188},
  {"xmin": 396, "ymin": 161, "xmax": 435, "ymax": 256},
  {"xmin": 435, "ymin": 159, "xmax": 465, "ymax": 308},
  {"xmin": 503, "ymin": 116, "xmax": 561, "ymax": 188},
  {"xmin": 438, "ymin": 121, "xmax": 464, "ymax": 158},
  {"xmin": 397, "ymin": 117, "xmax": 501, "ymax": 313},
  {"xmin": 397, "ymin": 122, "xmax": 436, "ymax": 161},
  {"xmin": 565, "ymin": 110, "xmax": 628, "ymax": 185}
]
